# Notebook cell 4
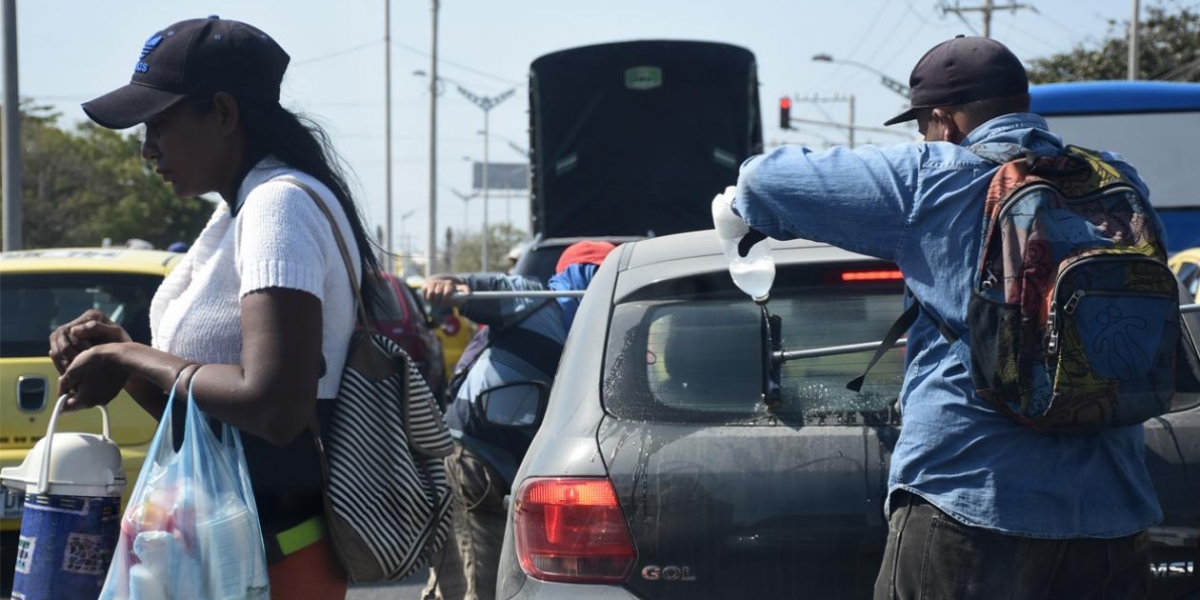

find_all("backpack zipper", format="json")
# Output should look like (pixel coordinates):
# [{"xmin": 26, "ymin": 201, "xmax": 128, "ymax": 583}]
[{"xmin": 1047, "ymin": 255, "xmax": 1173, "ymax": 354}]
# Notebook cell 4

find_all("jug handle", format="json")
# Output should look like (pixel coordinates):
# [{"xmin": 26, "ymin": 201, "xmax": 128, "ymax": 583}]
[{"xmin": 37, "ymin": 395, "xmax": 112, "ymax": 495}]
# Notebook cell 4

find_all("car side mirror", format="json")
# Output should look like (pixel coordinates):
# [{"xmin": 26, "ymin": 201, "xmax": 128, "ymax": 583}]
[{"xmin": 475, "ymin": 381, "xmax": 550, "ymax": 428}]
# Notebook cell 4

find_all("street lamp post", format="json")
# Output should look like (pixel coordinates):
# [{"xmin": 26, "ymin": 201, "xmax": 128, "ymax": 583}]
[
  {"xmin": 456, "ymin": 85, "xmax": 515, "ymax": 271},
  {"xmin": 811, "ymin": 54, "xmax": 910, "ymax": 99},
  {"xmin": 427, "ymin": 0, "xmax": 440, "ymax": 277}
]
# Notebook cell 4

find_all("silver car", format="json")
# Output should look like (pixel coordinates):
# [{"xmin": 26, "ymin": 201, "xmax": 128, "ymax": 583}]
[{"xmin": 485, "ymin": 230, "xmax": 1200, "ymax": 600}]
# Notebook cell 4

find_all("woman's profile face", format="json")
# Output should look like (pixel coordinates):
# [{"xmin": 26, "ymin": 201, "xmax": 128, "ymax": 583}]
[{"xmin": 141, "ymin": 100, "xmax": 229, "ymax": 198}]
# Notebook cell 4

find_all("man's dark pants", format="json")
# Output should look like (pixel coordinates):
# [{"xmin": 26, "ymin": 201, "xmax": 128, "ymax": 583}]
[{"xmin": 873, "ymin": 490, "xmax": 1151, "ymax": 600}]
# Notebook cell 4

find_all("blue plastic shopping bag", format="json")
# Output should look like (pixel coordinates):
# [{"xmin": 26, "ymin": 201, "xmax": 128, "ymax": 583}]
[{"xmin": 99, "ymin": 378, "xmax": 269, "ymax": 600}]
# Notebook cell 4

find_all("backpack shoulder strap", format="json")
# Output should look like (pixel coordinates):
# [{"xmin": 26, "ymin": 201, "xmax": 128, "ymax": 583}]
[{"xmin": 847, "ymin": 288, "xmax": 958, "ymax": 392}]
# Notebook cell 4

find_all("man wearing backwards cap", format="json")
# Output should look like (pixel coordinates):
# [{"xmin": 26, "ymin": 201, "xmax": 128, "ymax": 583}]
[
  {"xmin": 421, "ymin": 241, "xmax": 615, "ymax": 599},
  {"xmin": 720, "ymin": 37, "xmax": 1160, "ymax": 599}
]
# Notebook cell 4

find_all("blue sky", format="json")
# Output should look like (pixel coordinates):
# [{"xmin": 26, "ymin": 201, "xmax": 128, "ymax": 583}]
[{"xmin": 13, "ymin": 0, "xmax": 1172, "ymax": 259}]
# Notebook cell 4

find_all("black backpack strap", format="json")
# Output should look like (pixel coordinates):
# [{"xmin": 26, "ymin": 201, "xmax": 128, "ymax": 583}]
[
  {"xmin": 847, "ymin": 301, "xmax": 918, "ymax": 393},
  {"xmin": 846, "ymin": 288, "xmax": 958, "ymax": 392}
]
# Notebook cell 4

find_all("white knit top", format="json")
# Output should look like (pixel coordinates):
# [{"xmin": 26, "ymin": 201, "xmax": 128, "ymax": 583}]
[{"xmin": 150, "ymin": 158, "xmax": 360, "ymax": 398}]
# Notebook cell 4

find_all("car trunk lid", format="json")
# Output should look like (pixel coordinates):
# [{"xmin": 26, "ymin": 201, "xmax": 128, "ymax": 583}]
[{"xmin": 599, "ymin": 418, "xmax": 895, "ymax": 599}]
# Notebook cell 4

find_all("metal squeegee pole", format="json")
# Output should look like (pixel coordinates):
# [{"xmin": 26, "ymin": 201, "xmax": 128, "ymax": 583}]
[
  {"xmin": 451, "ymin": 290, "xmax": 587, "ymax": 299},
  {"xmin": 776, "ymin": 302, "xmax": 1200, "ymax": 362}
]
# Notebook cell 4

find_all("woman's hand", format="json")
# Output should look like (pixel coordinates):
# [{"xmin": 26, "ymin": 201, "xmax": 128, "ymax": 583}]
[
  {"xmin": 49, "ymin": 309, "xmax": 131, "ymax": 374},
  {"xmin": 58, "ymin": 344, "xmax": 130, "ymax": 411},
  {"xmin": 422, "ymin": 275, "xmax": 470, "ymax": 306}
]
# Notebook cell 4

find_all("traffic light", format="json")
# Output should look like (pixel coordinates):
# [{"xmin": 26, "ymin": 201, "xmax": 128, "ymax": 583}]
[{"xmin": 780, "ymin": 96, "xmax": 792, "ymax": 129}]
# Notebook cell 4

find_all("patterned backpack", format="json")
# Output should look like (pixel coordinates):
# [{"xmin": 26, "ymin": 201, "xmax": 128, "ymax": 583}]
[{"xmin": 964, "ymin": 144, "xmax": 1182, "ymax": 432}]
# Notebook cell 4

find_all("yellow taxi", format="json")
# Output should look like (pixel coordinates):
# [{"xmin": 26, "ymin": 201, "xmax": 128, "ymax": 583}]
[
  {"xmin": 405, "ymin": 276, "xmax": 478, "ymax": 382},
  {"xmin": 0, "ymin": 248, "xmax": 181, "ymax": 531},
  {"xmin": 1170, "ymin": 247, "xmax": 1200, "ymax": 303}
]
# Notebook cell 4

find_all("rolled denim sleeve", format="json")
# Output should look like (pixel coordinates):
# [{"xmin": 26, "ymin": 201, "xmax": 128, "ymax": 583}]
[{"xmin": 733, "ymin": 143, "xmax": 924, "ymax": 261}]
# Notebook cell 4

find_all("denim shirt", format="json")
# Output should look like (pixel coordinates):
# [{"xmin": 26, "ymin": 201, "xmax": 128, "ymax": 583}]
[{"xmin": 734, "ymin": 113, "xmax": 1163, "ymax": 538}]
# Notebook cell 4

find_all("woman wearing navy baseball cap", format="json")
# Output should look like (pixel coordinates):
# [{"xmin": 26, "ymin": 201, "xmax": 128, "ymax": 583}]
[{"xmin": 54, "ymin": 16, "xmax": 384, "ymax": 599}]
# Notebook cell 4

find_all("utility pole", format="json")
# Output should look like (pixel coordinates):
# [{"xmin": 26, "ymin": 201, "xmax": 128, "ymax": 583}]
[
  {"xmin": 794, "ymin": 94, "xmax": 857, "ymax": 148},
  {"xmin": 941, "ymin": 0, "xmax": 1032, "ymax": 38},
  {"xmin": 1129, "ymin": 0, "xmax": 1141, "ymax": 80},
  {"xmin": 384, "ymin": 0, "xmax": 393, "ymax": 270},
  {"xmin": 427, "ymin": 0, "xmax": 439, "ymax": 277},
  {"xmin": 2, "ymin": 0, "xmax": 21, "ymax": 251},
  {"xmin": 456, "ymin": 85, "xmax": 514, "ymax": 271}
]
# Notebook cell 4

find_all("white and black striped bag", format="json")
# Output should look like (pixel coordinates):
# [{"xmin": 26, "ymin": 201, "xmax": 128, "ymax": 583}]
[
  {"xmin": 319, "ymin": 330, "xmax": 455, "ymax": 582},
  {"xmin": 285, "ymin": 177, "xmax": 455, "ymax": 583}
]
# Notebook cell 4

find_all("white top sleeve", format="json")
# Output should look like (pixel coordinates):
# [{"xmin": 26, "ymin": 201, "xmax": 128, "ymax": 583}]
[{"xmin": 236, "ymin": 179, "xmax": 333, "ymax": 301}]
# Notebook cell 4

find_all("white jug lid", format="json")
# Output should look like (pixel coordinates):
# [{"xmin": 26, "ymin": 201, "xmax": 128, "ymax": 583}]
[
  {"xmin": 0, "ymin": 397, "xmax": 126, "ymax": 497},
  {"xmin": 0, "ymin": 432, "xmax": 126, "ymax": 497}
]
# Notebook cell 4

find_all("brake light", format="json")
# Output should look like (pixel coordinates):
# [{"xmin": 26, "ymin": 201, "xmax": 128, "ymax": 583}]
[
  {"xmin": 841, "ymin": 270, "xmax": 904, "ymax": 282},
  {"xmin": 514, "ymin": 478, "xmax": 636, "ymax": 583}
]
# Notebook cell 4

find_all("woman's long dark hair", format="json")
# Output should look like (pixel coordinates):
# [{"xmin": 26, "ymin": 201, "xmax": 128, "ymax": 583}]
[{"xmin": 237, "ymin": 98, "xmax": 387, "ymax": 322}]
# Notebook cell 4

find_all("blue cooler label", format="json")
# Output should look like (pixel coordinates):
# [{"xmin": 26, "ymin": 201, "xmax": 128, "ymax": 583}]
[{"xmin": 12, "ymin": 494, "xmax": 121, "ymax": 600}]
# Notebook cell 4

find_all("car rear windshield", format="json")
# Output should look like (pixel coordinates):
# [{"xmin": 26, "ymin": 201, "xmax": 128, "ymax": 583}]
[
  {"xmin": 603, "ymin": 266, "xmax": 905, "ymax": 425},
  {"xmin": 1, "ymin": 272, "xmax": 164, "ymax": 357}
]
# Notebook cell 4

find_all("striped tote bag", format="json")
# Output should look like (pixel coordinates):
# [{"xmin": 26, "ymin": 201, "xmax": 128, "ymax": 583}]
[
  {"xmin": 318, "ymin": 330, "xmax": 455, "ymax": 583},
  {"xmin": 282, "ymin": 176, "xmax": 455, "ymax": 582}
]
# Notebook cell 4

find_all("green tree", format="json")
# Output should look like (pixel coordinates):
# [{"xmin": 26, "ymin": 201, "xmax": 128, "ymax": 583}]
[
  {"xmin": 0, "ymin": 102, "xmax": 212, "ymax": 249},
  {"xmin": 1027, "ymin": 0, "xmax": 1200, "ymax": 83},
  {"xmin": 449, "ymin": 223, "xmax": 529, "ymax": 273}
]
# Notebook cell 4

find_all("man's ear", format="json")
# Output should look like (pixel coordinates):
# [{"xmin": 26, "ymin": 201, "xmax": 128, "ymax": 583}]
[
  {"xmin": 212, "ymin": 91, "xmax": 241, "ymax": 136},
  {"xmin": 930, "ymin": 107, "xmax": 966, "ymax": 144}
]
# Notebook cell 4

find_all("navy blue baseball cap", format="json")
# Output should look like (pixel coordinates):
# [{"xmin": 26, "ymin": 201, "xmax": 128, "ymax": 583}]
[
  {"xmin": 884, "ymin": 35, "xmax": 1028, "ymax": 126},
  {"xmin": 83, "ymin": 16, "xmax": 290, "ymax": 130}
]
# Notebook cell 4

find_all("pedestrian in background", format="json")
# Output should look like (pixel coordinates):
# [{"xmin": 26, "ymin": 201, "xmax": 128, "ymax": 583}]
[
  {"xmin": 421, "ymin": 241, "xmax": 616, "ymax": 600},
  {"xmin": 721, "ymin": 36, "xmax": 1161, "ymax": 600},
  {"xmin": 50, "ymin": 16, "xmax": 387, "ymax": 600}
]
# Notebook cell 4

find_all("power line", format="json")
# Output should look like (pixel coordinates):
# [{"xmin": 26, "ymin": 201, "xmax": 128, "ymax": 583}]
[
  {"xmin": 825, "ymin": 0, "xmax": 894, "ymax": 88},
  {"xmin": 293, "ymin": 39, "xmax": 381, "ymax": 67},
  {"xmin": 941, "ymin": 0, "xmax": 1035, "ymax": 38},
  {"xmin": 393, "ymin": 40, "xmax": 522, "ymax": 88}
]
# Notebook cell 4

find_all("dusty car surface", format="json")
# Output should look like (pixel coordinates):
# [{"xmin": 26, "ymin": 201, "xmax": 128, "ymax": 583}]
[{"xmin": 494, "ymin": 230, "xmax": 1200, "ymax": 600}]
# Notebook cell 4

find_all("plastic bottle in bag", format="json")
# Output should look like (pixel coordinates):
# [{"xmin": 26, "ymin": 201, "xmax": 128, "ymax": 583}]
[
  {"xmin": 712, "ymin": 186, "xmax": 775, "ymax": 303},
  {"xmin": 197, "ymin": 493, "xmax": 262, "ymax": 600}
]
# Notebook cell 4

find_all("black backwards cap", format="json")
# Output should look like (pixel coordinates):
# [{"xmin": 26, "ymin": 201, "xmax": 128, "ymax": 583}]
[
  {"xmin": 884, "ymin": 35, "xmax": 1028, "ymax": 126},
  {"xmin": 82, "ymin": 16, "xmax": 290, "ymax": 130}
]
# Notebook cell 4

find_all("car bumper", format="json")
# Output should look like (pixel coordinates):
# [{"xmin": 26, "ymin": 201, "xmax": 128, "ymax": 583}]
[{"xmin": 502, "ymin": 579, "xmax": 641, "ymax": 600}]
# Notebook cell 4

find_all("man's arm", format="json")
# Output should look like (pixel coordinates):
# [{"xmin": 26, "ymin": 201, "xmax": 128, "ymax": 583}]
[
  {"xmin": 423, "ymin": 273, "xmax": 548, "ymax": 329},
  {"xmin": 733, "ymin": 143, "xmax": 925, "ymax": 261},
  {"xmin": 459, "ymin": 274, "xmax": 548, "ymax": 328}
]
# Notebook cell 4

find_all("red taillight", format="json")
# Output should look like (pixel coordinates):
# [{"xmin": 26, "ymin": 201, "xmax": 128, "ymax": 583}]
[
  {"xmin": 514, "ymin": 478, "xmax": 636, "ymax": 583},
  {"xmin": 841, "ymin": 270, "xmax": 904, "ymax": 282}
]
